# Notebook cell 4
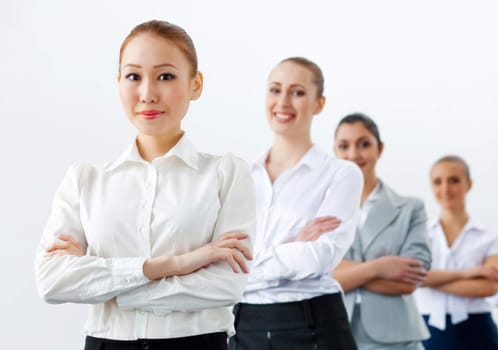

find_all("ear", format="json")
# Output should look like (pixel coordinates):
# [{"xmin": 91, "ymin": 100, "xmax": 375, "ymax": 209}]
[
  {"xmin": 467, "ymin": 179, "xmax": 473, "ymax": 192},
  {"xmin": 378, "ymin": 142, "xmax": 384, "ymax": 157},
  {"xmin": 190, "ymin": 71, "xmax": 204, "ymax": 100},
  {"xmin": 313, "ymin": 95, "xmax": 326, "ymax": 115}
]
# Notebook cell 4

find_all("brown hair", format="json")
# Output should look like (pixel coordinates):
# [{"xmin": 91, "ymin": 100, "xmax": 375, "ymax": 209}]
[
  {"xmin": 432, "ymin": 155, "xmax": 471, "ymax": 180},
  {"xmin": 278, "ymin": 57, "xmax": 324, "ymax": 97},
  {"xmin": 119, "ymin": 20, "xmax": 198, "ymax": 77}
]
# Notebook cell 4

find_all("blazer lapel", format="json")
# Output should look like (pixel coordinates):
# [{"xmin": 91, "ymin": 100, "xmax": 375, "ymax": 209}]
[{"xmin": 360, "ymin": 185, "xmax": 401, "ymax": 252}]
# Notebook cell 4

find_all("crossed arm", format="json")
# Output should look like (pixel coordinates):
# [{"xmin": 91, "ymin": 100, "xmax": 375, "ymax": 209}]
[
  {"xmin": 422, "ymin": 255, "xmax": 498, "ymax": 297},
  {"xmin": 333, "ymin": 200, "xmax": 431, "ymax": 295}
]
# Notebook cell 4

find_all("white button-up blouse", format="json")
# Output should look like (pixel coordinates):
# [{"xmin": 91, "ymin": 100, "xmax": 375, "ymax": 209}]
[
  {"xmin": 415, "ymin": 218, "xmax": 498, "ymax": 330},
  {"xmin": 35, "ymin": 135, "xmax": 255, "ymax": 340},
  {"xmin": 242, "ymin": 145, "xmax": 363, "ymax": 304}
]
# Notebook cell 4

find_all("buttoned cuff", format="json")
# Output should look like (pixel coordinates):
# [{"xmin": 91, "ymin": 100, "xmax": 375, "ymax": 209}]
[{"xmin": 112, "ymin": 257, "xmax": 150, "ymax": 290}]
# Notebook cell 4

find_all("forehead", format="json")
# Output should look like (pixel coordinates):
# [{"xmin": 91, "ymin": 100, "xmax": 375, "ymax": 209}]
[
  {"xmin": 268, "ymin": 61, "xmax": 315, "ymax": 86},
  {"xmin": 121, "ymin": 33, "xmax": 186, "ymax": 66},
  {"xmin": 432, "ymin": 161, "xmax": 467, "ymax": 176},
  {"xmin": 336, "ymin": 122, "xmax": 375, "ymax": 140}
]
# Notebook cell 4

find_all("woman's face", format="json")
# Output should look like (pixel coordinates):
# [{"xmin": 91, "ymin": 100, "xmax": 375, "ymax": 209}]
[
  {"xmin": 334, "ymin": 122, "xmax": 382, "ymax": 181},
  {"xmin": 265, "ymin": 61, "xmax": 324, "ymax": 139},
  {"xmin": 118, "ymin": 33, "xmax": 202, "ymax": 138},
  {"xmin": 431, "ymin": 161, "xmax": 471, "ymax": 211}
]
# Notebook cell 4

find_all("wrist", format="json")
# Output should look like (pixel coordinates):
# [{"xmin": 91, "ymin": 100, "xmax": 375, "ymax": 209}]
[{"xmin": 363, "ymin": 259, "xmax": 382, "ymax": 280}]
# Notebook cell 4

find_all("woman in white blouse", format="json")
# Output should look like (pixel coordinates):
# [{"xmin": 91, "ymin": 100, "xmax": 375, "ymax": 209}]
[
  {"xmin": 35, "ymin": 20, "xmax": 255, "ymax": 350},
  {"xmin": 415, "ymin": 155, "xmax": 498, "ymax": 350},
  {"xmin": 228, "ymin": 57, "xmax": 363, "ymax": 350}
]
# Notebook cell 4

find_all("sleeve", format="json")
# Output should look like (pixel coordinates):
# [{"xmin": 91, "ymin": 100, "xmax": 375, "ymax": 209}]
[
  {"xmin": 486, "ymin": 233, "xmax": 498, "ymax": 257},
  {"xmin": 34, "ymin": 164, "xmax": 149, "ymax": 304},
  {"xmin": 398, "ymin": 198, "xmax": 432, "ymax": 271},
  {"xmin": 116, "ymin": 155, "xmax": 256, "ymax": 314},
  {"xmin": 249, "ymin": 162, "xmax": 363, "ymax": 283}
]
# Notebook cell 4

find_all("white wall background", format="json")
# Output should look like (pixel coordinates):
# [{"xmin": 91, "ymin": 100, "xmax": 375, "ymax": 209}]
[{"xmin": 1, "ymin": 0, "xmax": 497, "ymax": 348}]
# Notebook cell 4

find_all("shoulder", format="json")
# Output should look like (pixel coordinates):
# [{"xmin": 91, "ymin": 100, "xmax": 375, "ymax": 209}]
[
  {"xmin": 323, "ymin": 155, "xmax": 363, "ymax": 183},
  {"xmin": 382, "ymin": 184, "xmax": 424, "ymax": 210},
  {"xmin": 196, "ymin": 152, "xmax": 250, "ymax": 173}
]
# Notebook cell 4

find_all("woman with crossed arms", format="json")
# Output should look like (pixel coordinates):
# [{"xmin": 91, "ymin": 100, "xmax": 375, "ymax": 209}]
[
  {"xmin": 333, "ymin": 113, "xmax": 431, "ymax": 350},
  {"xmin": 35, "ymin": 20, "xmax": 254, "ymax": 350},
  {"xmin": 415, "ymin": 155, "xmax": 498, "ymax": 350},
  {"xmin": 230, "ymin": 57, "xmax": 363, "ymax": 350}
]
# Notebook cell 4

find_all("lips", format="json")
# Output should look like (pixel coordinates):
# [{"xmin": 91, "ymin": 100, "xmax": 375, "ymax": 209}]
[
  {"xmin": 138, "ymin": 110, "xmax": 163, "ymax": 120},
  {"xmin": 273, "ymin": 112, "xmax": 295, "ymax": 123}
]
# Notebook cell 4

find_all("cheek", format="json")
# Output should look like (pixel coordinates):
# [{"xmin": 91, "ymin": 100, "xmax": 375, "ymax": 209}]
[{"xmin": 118, "ymin": 85, "xmax": 134, "ymax": 109}]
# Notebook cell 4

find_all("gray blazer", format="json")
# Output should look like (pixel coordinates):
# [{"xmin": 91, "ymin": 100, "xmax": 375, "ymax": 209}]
[{"xmin": 342, "ymin": 183, "xmax": 431, "ymax": 343}]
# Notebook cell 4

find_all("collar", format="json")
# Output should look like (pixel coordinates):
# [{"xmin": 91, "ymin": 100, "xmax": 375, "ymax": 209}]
[
  {"xmin": 364, "ymin": 180, "xmax": 383, "ymax": 205},
  {"xmin": 104, "ymin": 133, "xmax": 199, "ymax": 172},
  {"xmin": 253, "ymin": 144, "xmax": 324, "ymax": 170},
  {"xmin": 429, "ymin": 216, "xmax": 486, "ymax": 233}
]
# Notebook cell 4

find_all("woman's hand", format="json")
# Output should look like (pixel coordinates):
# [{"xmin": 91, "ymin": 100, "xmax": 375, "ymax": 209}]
[
  {"xmin": 463, "ymin": 265, "xmax": 498, "ymax": 281},
  {"xmin": 45, "ymin": 233, "xmax": 85, "ymax": 257},
  {"xmin": 180, "ymin": 232, "xmax": 252, "ymax": 274},
  {"xmin": 372, "ymin": 255, "xmax": 427, "ymax": 284},
  {"xmin": 143, "ymin": 232, "xmax": 252, "ymax": 280},
  {"xmin": 295, "ymin": 216, "xmax": 341, "ymax": 242}
]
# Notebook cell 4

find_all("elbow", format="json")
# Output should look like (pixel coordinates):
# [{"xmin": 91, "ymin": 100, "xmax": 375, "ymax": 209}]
[
  {"xmin": 398, "ymin": 284, "xmax": 417, "ymax": 295},
  {"xmin": 36, "ymin": 279, "xmax": 63, "ymax": 304},
  {"xmin": 481, "ymin": 283, "xmax": 498, "ymax": 297},
  {"xmin": 35, "ymin": 259, "xmax": 65, "ymax": 304}
]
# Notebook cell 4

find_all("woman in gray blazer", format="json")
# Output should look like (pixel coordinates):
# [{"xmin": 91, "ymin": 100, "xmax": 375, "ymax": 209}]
[{"xmin": 332, "ymin": 113, "xmax": 431, "ymax": 350}]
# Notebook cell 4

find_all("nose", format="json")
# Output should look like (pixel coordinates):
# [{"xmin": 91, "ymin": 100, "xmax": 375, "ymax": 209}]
[
  {"xmin": 346, "ymin": 146, "xmax": 360, "ymax": 161},
  {"xmin": 140, "ymin": 79, "xmax": 158, "ymax": 104},
  {"xmin": 276, "ymin": 91, "xmax": 291, "ymax": 107}
]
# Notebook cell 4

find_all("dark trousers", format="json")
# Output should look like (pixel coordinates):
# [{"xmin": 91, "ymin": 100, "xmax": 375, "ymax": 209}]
[
  {"xmin": 422, "ymin": 313, "xmax": 498, "ymax": 350},
  {"xmin": 229, "ymin": 293, "xmax": 357, "ymax": 350},
  {"xmin": 84, "ymin": 332, "xmax": 228, "ymax": 350}
]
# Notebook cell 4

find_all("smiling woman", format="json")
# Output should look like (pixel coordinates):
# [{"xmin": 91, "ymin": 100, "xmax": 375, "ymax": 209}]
[
  {"xmin": 229, "ymin": 57, "xmax": 362, "ymax": 350},
  {"xmin": 35, "ymin": 20, "xmax": 255, "ymax": 350},
  {"xmin": 415, "ymin": 156, "xmax": 498, "ymax": 350}
]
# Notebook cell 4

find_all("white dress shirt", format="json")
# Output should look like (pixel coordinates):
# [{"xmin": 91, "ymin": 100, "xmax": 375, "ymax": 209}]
[
  {"xmin": 415, "ymin": 218, "xmax": 498, "ymax": 330},
  {"xmin": 35, "ymin": 135, "xmax": 255, "ymax": 340},
  {"xmin": 242, "ymin": 145, "xmax": 363, "ymax": 304}
]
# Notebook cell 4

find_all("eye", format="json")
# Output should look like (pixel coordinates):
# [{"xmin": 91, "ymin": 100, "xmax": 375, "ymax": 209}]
[
  {"xmin": 448, "ymin": 177, "xmax": 461, "ymax": 184},
  {"xmin": 359, "ymin": 141, "xmax": 371, "ymax": 149},
  {"xmin": 432, "ymin": 178, "xmax": 441, "ymax": 185},
  {"xmin": 159, "ymin": 73, "xmax": 176, "ymax": 81},
  {"xmin": 336, "ymin": 143, "xmax": 348, "ymax": 150},
  {"xmin": 125, "ymin": 73, "xmax": 140, "ymax": 81},
  {"xmin": 269, "ymin": 87, "xmax": 280, "ymax": 94},
  {"xmin": 291, "ymin": 90, "xmax": 305, "ymax": 97}
]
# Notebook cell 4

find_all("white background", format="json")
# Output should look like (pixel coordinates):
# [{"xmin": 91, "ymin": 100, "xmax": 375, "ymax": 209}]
[{"xmin": 1, "ymin": 0, "xmax": 497, "ymax": 348}]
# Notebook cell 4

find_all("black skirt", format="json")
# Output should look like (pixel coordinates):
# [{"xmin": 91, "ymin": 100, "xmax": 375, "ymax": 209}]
[
  {"xmin": 229, "ymin": 293, "xmax": 357, "ymax": 350},
  {"xmin": 84, "ymin": 332, "xmax": 227, "ymax": 350}
]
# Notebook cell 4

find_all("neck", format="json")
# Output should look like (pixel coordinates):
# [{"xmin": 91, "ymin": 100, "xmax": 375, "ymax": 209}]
[
  {"xmin": 267, "ymin": 134, "xmax": 313, "ymax": 169},
  {"xmin": 440, "ymin": 207, "xmax": 468, "ymax": 229},
  {"xmin": 361, "ymin": 174, "xmax": 379, "ymax": 205},
  {"xmin": 136, "ymin": 131, "xmax": 184, "ymax": 162}
]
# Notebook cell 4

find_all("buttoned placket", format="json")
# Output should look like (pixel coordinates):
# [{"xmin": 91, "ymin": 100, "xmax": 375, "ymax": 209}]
[
  {"xmin": 135, "ymin": 162, "xmax": 158, "ymax": 338},
  {"xmin": 257, "ymin": 166, "xmax": 296, "ymax": 253}
]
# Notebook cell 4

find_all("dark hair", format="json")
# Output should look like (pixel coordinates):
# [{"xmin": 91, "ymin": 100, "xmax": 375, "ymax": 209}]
[
  {"xmin": 335, "ymin": 113, "xmax": 382, "ymax": 145},
  {"xmin": 278, "ymin": 57, "xmax": 324, "ymax": 97},
  {"xmin": 119, "ymin": 20, "xmax": 198, "ymax": 77},
  {"xmin": 432, "ymin": 155, "xmax": 471, "ymax": 180}
]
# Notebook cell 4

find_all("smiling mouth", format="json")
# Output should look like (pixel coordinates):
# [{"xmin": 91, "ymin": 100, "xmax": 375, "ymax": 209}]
[
  {"xmin": 274, "ymin": 112, "xmax": 295, "ymax": 122},
  {"xmin": 139, "ymin": 110, "xmax": 163, "ymax": 120}
]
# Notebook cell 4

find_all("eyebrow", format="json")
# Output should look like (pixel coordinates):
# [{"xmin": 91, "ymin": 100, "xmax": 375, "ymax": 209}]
[
  {"xmin": 269, "ymin": 82, "xmax": 306, "ymax": 89},
  {"xmin": 122, "ymin": 63, "xmax": 177, "ymax": 69}
]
